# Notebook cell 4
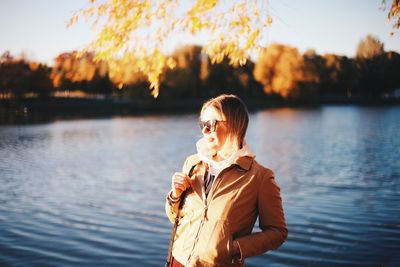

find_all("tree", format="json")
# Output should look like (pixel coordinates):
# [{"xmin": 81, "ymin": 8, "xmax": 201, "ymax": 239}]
[
  {"xmin": 161, "ymin": 45, "xmax": 203, "ymax": 98},
  {"xmin": 0, "ymin": 52, "xmax": 53, "ymax": 98},
  {"xmin": 356, "ymin": 34, "xmax": 384, "ymax": 59},
  {"xmin": 323, "ymin": 54, "xmax": 356, "ymax": 97},
  {"xmin": 68, "ymin": 0, "xmax": 272, "ymax": 97},
  {"xmin": 355, "ymin": 35, "xmax": 386, "ymax": 100},
  {"xmin": 51, "ymin": 51, "xmax": 113, "ymax": 94},
  {"xmin": 383, "ymin": 51, "xmax": 400, "ymax": 93},
  {"xmin": 254, "ymin": 44, "xmax": 310, "ymax": 99}
]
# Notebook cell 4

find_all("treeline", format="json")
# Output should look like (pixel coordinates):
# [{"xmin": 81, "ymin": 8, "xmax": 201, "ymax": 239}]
[{"xmin": 1, "ymin": 34, "xmax": 400, "ymax": 103}]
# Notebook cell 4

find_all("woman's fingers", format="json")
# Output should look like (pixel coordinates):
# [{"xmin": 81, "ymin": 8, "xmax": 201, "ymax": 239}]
[
  {"xmin": 173, "ymin": 173, "xmax": 190, "ymax": 185},
  {"xmin": 173, "ymin": 180, "xmax": 189, "ymax": 191},
  {"xmin": 173, "ymin": 181, "xmax": 187, "ymax": 191},
  {"xmin": 184, "ymin": 174, "xmax": 196, "ymax": 188},
  {"xmin": 171, "ymin": 172, "xmax": 191, "ymax": 197}
]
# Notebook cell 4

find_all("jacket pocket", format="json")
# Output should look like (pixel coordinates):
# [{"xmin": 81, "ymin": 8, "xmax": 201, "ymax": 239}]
[{"xmin": 197, "ymin": 220, "xmax": 233, "ymax": 265}]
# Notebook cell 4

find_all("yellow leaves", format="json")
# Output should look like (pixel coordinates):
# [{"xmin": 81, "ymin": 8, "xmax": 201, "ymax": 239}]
[
  {"xmin": 28, "ymin": 62, "xmax": 39, "ymax": 71},
  {"xmin": 166, "ymin": 57, "xmax": 177, "ymax": 69},
  {"xmin": 156, "ymin": 2, "xmax": 166, "ymax": 18},
  {"xmin": 246, "ymin": 29, "xmax": 260, "ymax": 49},
  {"xmin": 266, "ymin": 16, "xmax": 273, "ymax": 27},
  {"xmin": 67, "ymin": 14, "xmax": 78, "ymax": 29},
  {"xmin": 254, "ymin": 43, "xmax": 309, "ymax": 98},
  {"xmin": 187, "ymin": 0, "xmax": 218, "ymax": 16},
  {"xmin": 68, "ymin": 0, "xmax": 272, "ymax": 97},
  {"xmin": 385, "ymin": 0, "xmax": 400, "ymax": 20},
  {"xmin": 381, "ymin": 0, "xmax": 399, "ymax": 34},
  {"xmin": 188, "ymin": 17, "xmax": 202, "ymax": 34},
  {"xmin": 51, "ymin": 51, "xmax": 102, "ymax": 87},
  {"xmin": 52, "ymin": 73, "xmax": 62, "ymax": 88}
]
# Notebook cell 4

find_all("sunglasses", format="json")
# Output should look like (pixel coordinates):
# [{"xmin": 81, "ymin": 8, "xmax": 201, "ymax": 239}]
[{"xmin": 199, "ymin": 119, "xmax": 225, "ymax": 132}]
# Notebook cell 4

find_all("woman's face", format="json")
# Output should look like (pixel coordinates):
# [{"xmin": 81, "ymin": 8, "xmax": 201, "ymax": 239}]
[{"xmin": 200, "ymin": 106, "xmax": 229, "ymax": 153}]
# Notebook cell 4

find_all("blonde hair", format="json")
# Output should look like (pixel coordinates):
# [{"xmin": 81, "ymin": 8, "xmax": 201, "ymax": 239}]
[{"xmin": 200, "ymin": 94, "xmax": 249, "ymax": 148}]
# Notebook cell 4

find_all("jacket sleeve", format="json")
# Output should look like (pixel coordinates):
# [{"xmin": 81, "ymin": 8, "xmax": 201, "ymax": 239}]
[
  {"xmin": 235, "ymin": 171, "xmax": 288, "ymax": 259},
  {"xmin": 165, "ymin": 157, "xmax": 190, "ymax": 224}
]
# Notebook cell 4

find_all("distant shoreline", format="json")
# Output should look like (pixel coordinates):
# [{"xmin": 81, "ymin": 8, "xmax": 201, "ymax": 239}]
[{"xmin": 1, "ymin": 96, "xmax": 399, "ymax": 124}]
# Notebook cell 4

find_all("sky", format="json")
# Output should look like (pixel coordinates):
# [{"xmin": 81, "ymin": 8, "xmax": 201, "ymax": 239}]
[{"xmin": 0, "ymin": 0, "xmax": 399, "ymax": 66}]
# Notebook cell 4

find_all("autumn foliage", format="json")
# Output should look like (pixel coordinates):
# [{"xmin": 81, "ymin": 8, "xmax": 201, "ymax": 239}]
[
  {"xmin": 383, "ymin": 0, "xmax": 400, "ymax": 34},
  {"xmin": 254, "ymin": 44, "xmax": 311, "ymax": 98},
  {"xmin": 1, "ymin": 35, "xmax": 400, "ymax": 102},
  {"xmin": 0, "ymin": 52, "xmax": 52, "ymax": 98},
  {"xmin": 67, "ymin": 0, "xmax": 272, "ymax": 97}
]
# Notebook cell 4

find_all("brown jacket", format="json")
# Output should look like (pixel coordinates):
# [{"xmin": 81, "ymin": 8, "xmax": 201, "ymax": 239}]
[{"xmin": 166, "ymin": 154, "xmax": 288, "ymax": 267}]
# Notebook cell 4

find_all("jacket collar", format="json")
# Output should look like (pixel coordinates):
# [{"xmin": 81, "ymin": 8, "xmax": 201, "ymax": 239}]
[
  {"xmin": 187, "ymin": 154, "xmax": 254, "ymax": 172},
  {"xmin": 233, "ymin": 155, "xmax": 254, "ymax": 171},
  {"xmin": 186, "ymin": 154, "xmax": 254, "ymax": 201}
]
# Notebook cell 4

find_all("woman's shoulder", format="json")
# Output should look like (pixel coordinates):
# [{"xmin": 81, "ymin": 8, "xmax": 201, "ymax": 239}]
[
  {"xmin": 251, "ymin": 160, "xmax": 282, "ymax": 192},
  {"xmin": 251, "ymin": 159, "xmax": 275, "ymax": 179}
]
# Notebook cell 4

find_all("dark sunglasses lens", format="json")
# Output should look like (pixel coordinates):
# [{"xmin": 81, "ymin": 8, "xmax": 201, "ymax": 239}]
[
  {"xmin": 199, "ymin": 120, "xmax": 215, "ymax": 131},
  {"xmin": 206, "ymin": 121, "xmax": 213, "ymax": 131}
]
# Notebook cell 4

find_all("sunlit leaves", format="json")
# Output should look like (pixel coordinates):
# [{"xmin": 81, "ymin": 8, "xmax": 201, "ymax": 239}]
[
  {"xmin": 51, "ymin": 51, "xmax": 109, "ymax": 89},
  {"xmin": 356, "ymin": 34, "xmax": 384, "ymax": 59},
  {"xmin": 388, "ymin": 0, "xmax": 400, "ymax": 28},
  {"xmin": 382, "ymin": 0, "xmax": 400, "ymax": 35},
  {"xmin": 68, "ymin": 0, "xmax": 271, "ymax": 97},
  {"xmin": 0, "ymin": 52, "xmax": 53, "ymax": 97},
  {"xmin": 254, "ymin": 44, "xmax": 313, "ymax": 98}
]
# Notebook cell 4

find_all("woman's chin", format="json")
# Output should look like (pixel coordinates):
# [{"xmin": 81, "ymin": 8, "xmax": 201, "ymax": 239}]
[
  {"xmin": 204, "ymin": 137, "xmax": 214, "ymax": 143},
  {"xmin": 204, "ymin": 144, "xmax": 217, "ymax": 157},
  {"xmin": 206, "ymin": 142, "xmax": 218, "ymax": 150}
]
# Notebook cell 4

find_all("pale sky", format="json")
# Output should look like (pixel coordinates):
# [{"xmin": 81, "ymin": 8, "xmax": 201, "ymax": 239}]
[{"xmin": 0, "ymin": 0, "xmax": 399, "ymax": 65}]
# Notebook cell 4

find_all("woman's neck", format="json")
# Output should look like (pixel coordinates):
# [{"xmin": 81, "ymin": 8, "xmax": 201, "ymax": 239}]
[{"xmin": 212, "ymin": 153, "xmax": 226, "ymax": 162}]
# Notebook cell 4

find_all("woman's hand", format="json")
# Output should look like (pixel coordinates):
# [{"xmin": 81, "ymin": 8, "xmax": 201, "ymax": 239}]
[{"xmin": 171, "ymin": 172, "xmax": 193, "ymax": 198}]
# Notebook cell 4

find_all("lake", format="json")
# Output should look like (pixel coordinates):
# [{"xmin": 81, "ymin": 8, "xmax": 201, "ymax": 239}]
[{"xmin": 0, "ymin": 106, "xmax": 399, "ymax": 266}]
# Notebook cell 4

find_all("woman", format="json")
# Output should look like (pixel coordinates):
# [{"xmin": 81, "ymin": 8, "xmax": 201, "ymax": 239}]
[{"xmin": 165, "ymin": 94, "xmax": 287, "ymax": 267}]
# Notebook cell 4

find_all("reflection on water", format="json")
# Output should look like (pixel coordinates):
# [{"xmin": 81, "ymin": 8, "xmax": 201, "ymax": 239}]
[{"xmin": 0, "ymin": 106, "xmax": 399, "ymax": 266}]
